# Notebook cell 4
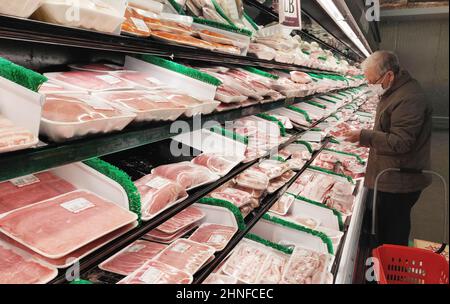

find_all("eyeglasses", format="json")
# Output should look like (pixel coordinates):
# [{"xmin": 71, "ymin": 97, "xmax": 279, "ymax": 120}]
[{"xmin": 373, "ymin": 73, "xmax": 387, "ymax": 85}]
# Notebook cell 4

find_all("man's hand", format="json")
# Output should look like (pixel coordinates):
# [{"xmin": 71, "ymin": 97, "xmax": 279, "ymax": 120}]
[{"xmin": 344, "ymin": 130, "xmax": 362, "ymax": 143}]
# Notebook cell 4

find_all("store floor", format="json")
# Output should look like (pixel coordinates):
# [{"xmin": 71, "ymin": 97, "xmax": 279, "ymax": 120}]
[{"xmin": 410, "ymin": 130, "xmax": 449, "ymax": 243}]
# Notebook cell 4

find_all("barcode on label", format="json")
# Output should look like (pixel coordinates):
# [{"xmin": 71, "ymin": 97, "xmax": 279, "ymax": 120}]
[
  {"xmin": 131, "ymin": 17, "xmax": 149, "ymax": 32},
  {"xmin": 10, "ymin": 175, "xmax": 40, "ymax": 188},
  {"xmin": 96, "ymin": 75, "xmax": 121, "ymax": 85},
  {"xmin": 60, "ymin": 198, "xmax": 95, "ymax": 214},
  {"xmin": 145, "ymin": 176, "xmax": 171, "ymax": 190},
  {"xmin": 140, "ymin": 267, "xmax": 162, "ymax": 283}
]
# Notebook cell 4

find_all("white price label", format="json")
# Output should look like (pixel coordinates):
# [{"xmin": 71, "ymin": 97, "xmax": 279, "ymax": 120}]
[
  {"xmin": 208, "ymin": 234, "xmax": 226, "ymax": 244},
  {"xmin": 127, "ymin": 244, "xmax": 146, "ymax": 253},
  {"xmin": 140, "ymin": 267, "xmax": 163, "ymax": 283},
  {"xmin": 145, "ymin": 176, "xmax": 171, "ymax": 190},
  {"xmin": 60, "ymin": 198, "xmax": 95, "ymax": 214},
  {"xmin": 83, "ymin": 98, "xmax": 115, "ymax": 111},
  {"xmin": 131, "ymin": 17, "xmax": 149, "ymax": 33},
  {"xmin": 96, "ymin": 75, "xmax": 121, "ymax": 85},
  {"xmin": 10, "ymin": 175, "xmax": 40, "ymax": 188},
  {"xmin": 171, "ymin": 242, "xmax": 191, "ymax": 253}
]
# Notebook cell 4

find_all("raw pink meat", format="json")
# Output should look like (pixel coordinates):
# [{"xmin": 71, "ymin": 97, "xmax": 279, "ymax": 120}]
[
  {"xmin": 234, "ymin": 168, "xmax": 270, "ymax": 190},
  {"xmin": 290, "ymin": 71, "xmax": 312, "ymax": 84},
  {"xmin": 254, "ymin": 160, "xmax": 290, "ymax": 179},
  {"xmin": 43, "ymin": 94, "xmax": 124, "ymax": 123},
  {"xmin": 158, "ymin": 92, "xmax": 203, "ymax": 107},
  {"xmin": 0, "ymin": 242, "xmax": 56, "ymax": 284},
  {"xmin": 70, "ymin": 63, "xmax": 123, "ymax": 72},
  {"xmin": 118, "ymin": 260, "xmax": 192, "ymax": 284},
  {"xmin": 300, "ymin": 173, "xmax": 335, "ymax": 203},
  {"xmin": 152, "ymin": 162, "xmax": 218, "ymax": 190},
  {"xmin": 154, "ymin": 239, "xmax": 215, "ymax": 275},
  {"xmin": 38, "ymin": 81, "xmax": 71, "ymax": 94},
  {"xmin": 192, "ymin": 154, "xmax": 236, "ymax": 176},
  {"xmin": 269, "ymin": 194, "xmax": 295, "ymax": 215},
  {"xmin": 0, "ymin": 172, "xmax": 76, "ymax": 215},
  {"xmin": 215, "ymin": 85, "xmax": 247, "ymax": 103},
  {"xmin": 0, "ymin": 116, "xmax": 36, "ymax": 152},
  {"xmin": 143, "ymin": 223, "xmax": 198, "ymax": 244},
  {"xmin": 100, "ymin": 240, "xmax": 167, "ymax": 276},
  {"xmin": 51, "ymin": 71, "xmax": 130, "ymax": 91},
  {"xmin": 112, "ymin": 71, "xmax": 164, "ymax": 89},
  {"xmin": 0, "ymin": 190, "xmax": 137, "ymax": 258},
  {"xmin": 258, "ymin": 252, "xmax": 289, "ymax": 284},
  {"xmin": 156, "ymin": 206, "xmax": 205, "ymax": 234},
  {"xmin": 96, "ymin": 91, "xmax": 183, "ymax": 111},
  {"xmin": 188, "ymin": 223, "xmax": 237, "ymax": 251},
  {"xmin": 134, "ymin": 174, "xmax": 188, "ymax": 218},
  {"xmin": 210, "ymin": 187, "xmax": 252, "ymax": 208},
  {"xmin": 267, "ymin": 170, "xmax": 296, "ymax": 193}
]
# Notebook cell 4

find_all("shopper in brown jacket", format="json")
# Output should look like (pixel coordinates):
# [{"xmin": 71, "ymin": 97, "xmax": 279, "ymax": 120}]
[{"xmin": 345, "ymin": 51, "xmax": 433, "ymax": 246}]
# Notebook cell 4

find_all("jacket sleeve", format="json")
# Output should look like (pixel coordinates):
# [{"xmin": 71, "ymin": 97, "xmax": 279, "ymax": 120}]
[{"xmin": 359, "ymin": 95, "xmax": 428, "ymax": 155}]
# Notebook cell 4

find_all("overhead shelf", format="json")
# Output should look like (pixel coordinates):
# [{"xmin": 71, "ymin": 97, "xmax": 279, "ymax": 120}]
[{"xmin": 0, "ymin": 15, "xmax": 341, "ymax": 75}]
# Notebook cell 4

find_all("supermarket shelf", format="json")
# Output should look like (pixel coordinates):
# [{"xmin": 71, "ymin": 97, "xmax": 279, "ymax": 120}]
[
  {"xmin": 0, "ymin": 15, "xmax": 339, "ymax": 75},
  {"xmin": 0, "ymin": 86, "xmax": 362, "ymax": 183},
  {"xmin": 192, "ymin": 138, "xmax": 330, "ymax": 283},
  {"xmin": 49, "ymin": 127, "xmax": 310, "ymax": 284}
]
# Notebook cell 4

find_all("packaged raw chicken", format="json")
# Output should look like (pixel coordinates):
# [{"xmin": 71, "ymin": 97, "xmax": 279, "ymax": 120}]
[
  {"xmin": 282, "ymin": 246, "xmax": 330, "ymax": 284},
  {"xmin": 0, "ymin": 240, "xmax": 57, "ymax": 284},
  {"xmin": 40, "ymin": 94, "xmax": 136, "ymax": 142},
  {"xmin": 0, "ymin": 190, "xmax": 138, "ymax": 259},
  {"xmin": 269, "ymin": 194, "xmax": 295, "ymax": 216},
  {"xmin": 0, "ymin": 172, "xmax": 76, "ymax": 215},
  {"xmin": 152, "ymin": 161, "xmax": 220, "ymax": 190},
  {"xmin": 192, "ymin": 153, "xmax": 243, "ymax": 176},
  {"xmin": 93, "ymin": 90, "xmax": 186, "ymax": 122},
  {"xmin": 257, "ymin": 251, "xmax": 289, "ymax": 284},
  {"xmin": 134, "ymin": 174, "xmax": 188, "ymax": 221},
  {"xmin": 44, "ymin": 71, "xmax": 133, "ymax": 93},
  {"xmin": 143, "ymin": 223, "xmax": 198, "ymax": 244},
  {"xmin": 99, "ymin": 240, "xmax": 167, "ymax": 276},
  {"xmin": 154, "ymin": 239, "xmax": 215, "ymax": 275},
  {"xmin": 33, "ymin": 0, "xmax": 125, "ymax": 34},
  {"xmin": 0, "ymin": 116, "xmax": 38, "ymax": 154},
  {"xmin": 118, "ymin": 260, "xmax": 193, "ymax": 284},
  {"xmin": 188, "ymin": 223, "xmax": 237, "ymax": 251},
  {"xmin": 155, "ymin": 206, "xmax": 205, "ymax": 235}
]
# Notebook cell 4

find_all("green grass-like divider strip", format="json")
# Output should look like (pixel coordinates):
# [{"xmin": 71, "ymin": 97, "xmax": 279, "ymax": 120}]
[{"xmin": 198, "ymin": 197, "xmax": 246, "ymax": 231}]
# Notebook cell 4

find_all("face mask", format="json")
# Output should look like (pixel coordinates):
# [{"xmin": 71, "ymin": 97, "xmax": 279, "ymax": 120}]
[{"xmin": 371, "ymin": 73, "xmax": 390, "ymax": 96}]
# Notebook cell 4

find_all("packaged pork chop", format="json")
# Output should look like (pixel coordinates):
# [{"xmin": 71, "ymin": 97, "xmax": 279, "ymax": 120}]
[{"xmin": 118, "ymin": 260, "xmax": 193, "ymax": 284}]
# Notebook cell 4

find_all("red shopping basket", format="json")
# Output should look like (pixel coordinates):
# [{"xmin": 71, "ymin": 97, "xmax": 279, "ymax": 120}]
[{"xmin": 372, "ymin": 244, "xmax": 449, "ymax": 284}]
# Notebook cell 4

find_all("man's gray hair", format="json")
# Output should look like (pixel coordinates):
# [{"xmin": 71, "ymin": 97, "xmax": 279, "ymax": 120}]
[{"xmin": 362, "ymin": 51, "xmax": 401, "ymax": 76}]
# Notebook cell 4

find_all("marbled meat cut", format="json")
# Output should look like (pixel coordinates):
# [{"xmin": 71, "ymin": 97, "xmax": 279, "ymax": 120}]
[
  {"xmin": 134, "ymin": 174, "xmax": 188, "ymax": 218},
  {"xmin": 99, "ymin": 240, "xmax": 167, "ymax": 276},
  {"xmin": 51, "ymin": 71, "xmax": 130, "ymax": 91},
  {"xmin": 210, "ymin": 187, "xmax": 252, "ymax": 208},
  {"xmin": 96, "ymin": 91, "xmax": 182, "ymax": 111},
  {"xmin": 118, "ymin": 260, "xmax": 193, "ymax": 284},
  {"xmin": 188, "ymin": 223, "xmax": 237, "ymax": 251},
  {"xmin": 152, "ymin": 162, "xmax": 218, "ymax": 190},
  {"xmin": 154, "ymin": 239, "xmax": 215, "ymax": 275},
  {"xmin": 0, "ymin": 242, "xmax": 56, "ymax": 284},
  {"xmin": 0, "ymin": 190, "xmax": 138, "ymax": 258},
  {"xmin": 0, "ymin": 172, "xmax": 76, "ymax": 215},
  {"xmin": 155, "ymin": 206, "xmax": 205, "ymax": 234},
  {"xmin": 42, "ymin": 94, "xmax": 123, "ymax": 123}
]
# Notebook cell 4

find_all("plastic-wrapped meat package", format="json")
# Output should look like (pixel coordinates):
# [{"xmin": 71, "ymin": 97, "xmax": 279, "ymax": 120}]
[
  {"xmin": 267, "ymin": 171, "xmax": 296, "ymax": 194},
  {"xmin": 275, "ymin": 51, "xmax": 295, "ymax": 64},
  {"xmin": 233, "ymin": 183, "xmax": 266, "ymax": 200},
  {"xmin": 152, "ymin": 162, "xmax": 220, "ymax": 190},
  {"xmin": 188, "ymin": 223, "xmax": 237, "ymax": 251},
  {"xmin": 234, "ymin": 168, "xmax": 270, "ymax": 191},
  {"xmin": 93, "ymin": 91, "xmax": 186, "ymax": 122},
  {"xmin": 225, "ymin": 70, "xmax": 273, "ymax": 97},
  {"xmin": 38, "ymin": 81, "xmax": 82, "ymax": 95},
  {"xmin": 143, "ymin": 223, "xmax": 198, "ymax": 244},
  {"xmin": 277, "ymin": 149, "xmax": 292, "ymax": 161},
  {"xmin": 269, "ymin": 194, "xmax": 295, "ymax": 216},
  {"xmin": 44, "ymin": 71, "xmax": 133, "ymax": 92},
  {"xmin": 248, "ymin": 43, "xmax": 276, "ymax": 61},
  {"xmin": 155, "ymin": 206, "xmax": 205, "ymax": 235},
  {"xmin": 282, "ymin": 246, "xmax": 330, "ymax": 284},
  {"xmin": 0, "ymin": 190, "xmax": 138, "ymax": 259},
  {"xmin": 257, "ymin": 252, "xmax": 289, "ymax": 284},
  {"xmin": 143, "ymin": 16, "xmax": 194, "ymax": 36},
  {"xmin": 154, "ymin": 239, "xmax": 215, "ymax": 275},
  {"xmin": 283, "ymin": 215, "xmax": 321, "ymax": 230},
  {"xmin": 215, "ymin": 85, "xmax": 247, "ymax": 103},
  {"xmin": 325, "ymin": 182, "xmax": 355, "ymax": 215},
  {"xmin": 157, "ymin": 91, "xmax": 219, "ymax": 116},
  {"xmin": 211, "ymin": 73, "xmax": 261, "ymax": 100},
  {"xmin": 243, "ymin": 147, "xmax": 267, "ymax": 163},
  {"xmin": 210, "ymin": 187, "xmax": 253, "ymax": 208},
  {"xmin": 192, "ymin": 153, "xmax": 242, "ymax": 176},
  {"xmin": 118, "ymin": 260, "xmax": 193, "ymax": 284},
  {"xmin": 0, "ymin": 116, "xmax": 38, "ymax": 154},
  {"xmin": 111, "ymin": 71, "xmax": 167, "ymax": 90},
  {"xmin": 0, "ymin": 241, "xmax": 57, "ymax": 284},
  {"xmin": 222, "ymin": 240, "xmax": 270, "ymax": 283},
  {"xmin": 134, "ymin": 174, "xmax": 188, "ymax": 220},
  {"xmin": 254, "ymin": 159, "xmax": 290, "ymax": 180},
  {"xmin": 203, "ymin": 273, "xmax": 238, "ymax": 284},
  {"xmin": 286, "ymin": 170, "xmax": 315, "ymax": 196},
  {"xmin": 151, "ymin": 31, "xmax": 215, "ymax": 50},
  {"xmin": 290, "ymin": 71, "xmax": 313, "ymax": 84},
  {"xmin": 198, "ymin": 30, "xmax": 237, "ymax": 47},
  {"xmin": 121, "ymin": 6, "xmax": 151, "ymax": 37},
  {"xmin": 99, "ymin": 240, "xmax": 167, "ymax": 276},
  {"xmin": 300, "ymin": 173, "xmax": 336, "ymax": 203},
  {"xmin": 69, "ymin": 63, "xmax": 123, "ymax": 72},
  {"xmin": 287, "ymin": 158, "xmax": 307, "ymax": 171},
  {"xmin": 0, "ymin": 172, "xmax": 76, "ymax": 215},
  {"xmin": 256, "ymin": 36, "xmax": 297, "ymax": 52}
]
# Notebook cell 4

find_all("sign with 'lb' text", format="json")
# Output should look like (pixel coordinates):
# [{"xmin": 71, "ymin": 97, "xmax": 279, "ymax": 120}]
[{"xmin": 279, "ymin": 0, "xmax": 302, "ymax": 29}]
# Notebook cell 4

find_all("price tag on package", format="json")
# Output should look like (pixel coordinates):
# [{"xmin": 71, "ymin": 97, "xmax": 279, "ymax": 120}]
[
  {"xmin": 61, "ymin": 198, "xmax": 95, "ymax": 214},
  {"xmin": 10, "ymin": 174, "xmax": 40, "ymax": 188},
  {"xmin": 279, "ymin": 0, "xmax": 302, "ymax": 29},
  {"xmin": 131, "ymin": 17, "xmax": 150, "ymax": 33},
  {"xmin": 140, "ymin": 267, "xmax": 163, "ymax": 283}
]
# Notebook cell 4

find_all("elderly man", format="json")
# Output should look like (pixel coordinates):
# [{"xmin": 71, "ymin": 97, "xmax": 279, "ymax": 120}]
[{"xmin": 345, "ymin": 51, "xmax": 433, "ymax": 246}]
